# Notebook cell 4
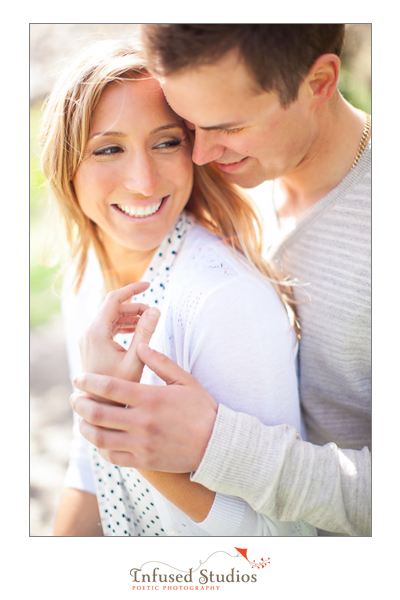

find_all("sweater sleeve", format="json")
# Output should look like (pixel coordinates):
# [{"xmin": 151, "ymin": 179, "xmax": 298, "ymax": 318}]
[
  {"xmin": 191, "ymin": 404, "xmax": 371, "ymax": 536},
  {"xmin": 63, "ymin": 411, "xmax": 97, "ymax": 494},
  {"xmin": 60, "ymin": 264, "xmax": 100, "ymax": 496}
]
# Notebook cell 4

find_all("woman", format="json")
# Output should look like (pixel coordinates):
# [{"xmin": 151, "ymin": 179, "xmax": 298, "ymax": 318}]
[{"xmin": 40, "ymin": 39, "xmax": 315, "ymax": 536}]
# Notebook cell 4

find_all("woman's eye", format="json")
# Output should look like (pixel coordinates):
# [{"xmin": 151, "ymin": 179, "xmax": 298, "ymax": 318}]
[
  {"xmin": 154, "ymin": 139, "xmax": 182, "ymax": 150},
  {"xmin": 93, "ymin": 145, "xmax": 122, "ymax": 156}
]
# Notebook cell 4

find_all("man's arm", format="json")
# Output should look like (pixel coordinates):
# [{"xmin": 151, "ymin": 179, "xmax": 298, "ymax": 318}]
[
  {"xmin": 192, "ymin": 404, "xmax": 371, "ymax": 536},
  {"xmin": 72, "ymin": 344, "xmax": 371, "ymax": 536}
]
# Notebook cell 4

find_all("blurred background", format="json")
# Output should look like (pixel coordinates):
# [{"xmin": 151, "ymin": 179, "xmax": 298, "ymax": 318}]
[{"xmin": 30, "ymin": 23, "xmax": 371, "ymax": 536}]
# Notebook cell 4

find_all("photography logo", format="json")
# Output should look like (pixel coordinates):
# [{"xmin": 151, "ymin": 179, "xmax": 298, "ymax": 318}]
[{"xmin": 130, "ymin": 547, "xmax": 270, "ymax": 591}]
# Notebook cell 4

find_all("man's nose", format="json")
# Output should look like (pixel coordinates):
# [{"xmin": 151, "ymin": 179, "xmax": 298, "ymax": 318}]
[{"xmin": 191, "ymin": 129, "xmax": 225, "ymax": 166}]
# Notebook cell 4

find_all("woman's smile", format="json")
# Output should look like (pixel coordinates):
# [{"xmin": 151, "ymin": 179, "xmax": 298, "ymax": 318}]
[{"xmin": 112, "ymin": 196, "xmax": 168, "ymax": 219}]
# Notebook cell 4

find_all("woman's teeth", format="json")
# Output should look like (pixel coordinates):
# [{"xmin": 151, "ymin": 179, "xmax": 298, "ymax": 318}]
[{"xmin": 116, "ymin": 199, "xmax": 163, "ymax": 217}]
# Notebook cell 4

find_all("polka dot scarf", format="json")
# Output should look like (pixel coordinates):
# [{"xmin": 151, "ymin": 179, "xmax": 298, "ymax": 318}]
[{"xmin": 91, "ymin": 211, "xmax": 194, "ymax": 536}]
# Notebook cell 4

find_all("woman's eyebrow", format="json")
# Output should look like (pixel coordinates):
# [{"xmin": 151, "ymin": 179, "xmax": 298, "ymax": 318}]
[
  {"xmin": 150, "ymin": 124, "xmax": 185, "ymax": 135},
  {"xmin": 88, "ymin": 124, "xmax": 184, "ymax": 141},
  {"xmin": 88, "ymin": 131, "xmax": 125, "ymax": 141}
]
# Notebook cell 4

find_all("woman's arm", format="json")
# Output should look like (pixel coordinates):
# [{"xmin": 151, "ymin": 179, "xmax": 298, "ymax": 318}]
[
  {"xmin": 136, "ymin": 471, "xmax": 215, "ymax": 523},
  {"xmin": 53, "ymin": 488, "xmax": 103, "ymax": 536},
  {"xmin": 56, "ymin": 279, "xmax": 160, "ymax": 535}
]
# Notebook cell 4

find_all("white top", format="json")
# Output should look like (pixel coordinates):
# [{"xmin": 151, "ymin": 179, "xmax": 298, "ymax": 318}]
[
  {"xmin": 192, "ymin": 143, "xmax": 371, "ymax": 536},
  {"xmin": 62, "ymin": 212, "xmax": 316, "ymax": 536}
]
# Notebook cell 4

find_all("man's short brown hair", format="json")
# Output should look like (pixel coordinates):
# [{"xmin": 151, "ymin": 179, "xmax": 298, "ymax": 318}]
[{"xmin": 143, "ymin": 24, "xmax": 345, "ymax": 107}]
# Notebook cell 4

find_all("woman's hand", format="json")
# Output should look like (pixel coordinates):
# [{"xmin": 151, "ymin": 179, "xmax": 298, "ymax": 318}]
[{"xmin": 79, "ymin": 282, "xmax": 160, "ymax": 385}]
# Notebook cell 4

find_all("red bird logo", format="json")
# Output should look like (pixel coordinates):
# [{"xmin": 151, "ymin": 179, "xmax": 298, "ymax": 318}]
[{"xmin": 234, "ymin": 548, "xmax": 270, "ymax": 568}]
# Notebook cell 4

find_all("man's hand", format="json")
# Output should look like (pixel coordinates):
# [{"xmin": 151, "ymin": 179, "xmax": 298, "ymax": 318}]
[
  {"xmin": 79, "ymin": 282, "xmax": 160, "ymax": 383},
  {"xmin": 71, "ymin": 344, "xmax": 218, "ymax": 472}
]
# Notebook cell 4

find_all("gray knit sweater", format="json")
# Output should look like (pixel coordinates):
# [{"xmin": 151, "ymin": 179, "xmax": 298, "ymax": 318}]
[{"xmin": 192, "ymin": 142, "xmax": 371, "ymax": 536}]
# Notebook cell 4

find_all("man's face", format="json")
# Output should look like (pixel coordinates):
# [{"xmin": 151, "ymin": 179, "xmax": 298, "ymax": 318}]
[{"xmin": 161, "ymin": 50, "xmax": 315, "ymax": 188}]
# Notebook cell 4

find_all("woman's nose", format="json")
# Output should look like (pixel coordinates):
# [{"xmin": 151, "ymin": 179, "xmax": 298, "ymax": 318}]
[{"xmin": 123, "ymin": 154, "xmax": 160, "ymax": 196}]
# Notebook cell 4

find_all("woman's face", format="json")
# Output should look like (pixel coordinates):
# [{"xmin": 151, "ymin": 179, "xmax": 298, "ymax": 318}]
[{"xmin": 73, "ymin": 78, "xmax": 193, "ymax": 257}]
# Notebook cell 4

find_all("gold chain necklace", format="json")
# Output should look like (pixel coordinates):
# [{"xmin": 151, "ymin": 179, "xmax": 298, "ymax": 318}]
[{"xmin": 352, "ymin": 114, "xmax": 371, "ymax": 169}]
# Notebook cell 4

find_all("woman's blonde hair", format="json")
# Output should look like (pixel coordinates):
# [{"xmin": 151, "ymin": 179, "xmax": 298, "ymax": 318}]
[{"xmin": 40, "ymin": 39, "xmax": 298, "ymax": 331}]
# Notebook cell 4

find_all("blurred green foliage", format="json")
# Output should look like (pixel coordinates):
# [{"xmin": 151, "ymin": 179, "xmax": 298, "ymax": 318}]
[
  {"xmin": 339, "ymin": 24, "xmax": 371, "ymax": 114},
  {"xmin": 339, "ymin": 68, "xmax": 371, "ymax": 114},
  {"xmin": 30, "ymin": 103, "xmax": 63, "ymax": 327}
]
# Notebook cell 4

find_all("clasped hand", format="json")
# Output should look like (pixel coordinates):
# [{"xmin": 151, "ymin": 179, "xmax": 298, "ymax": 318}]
[
  {"xmin": 79, "ymin": 281, "xmax": 160, "ymax": 384},
  {"xmin": 70, "ymin": 281, "xmax": 218, "ymax": 471}
]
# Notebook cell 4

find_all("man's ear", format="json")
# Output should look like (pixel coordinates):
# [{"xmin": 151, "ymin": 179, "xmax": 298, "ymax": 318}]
[{"xmin": 306, "ymin": 53, "xmax": 341, "ymax": 107}]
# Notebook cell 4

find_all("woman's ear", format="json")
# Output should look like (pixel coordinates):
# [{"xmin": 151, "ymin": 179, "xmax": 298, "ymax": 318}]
[{"xmin": 306, "ymin": 53, "xmax": 341, "ymax": 107}]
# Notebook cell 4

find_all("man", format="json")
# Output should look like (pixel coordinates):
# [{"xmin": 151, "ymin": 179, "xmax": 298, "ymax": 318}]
[{"xmin": 71, "ymin": 25, "xmax": 371, "ymax": 536}]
